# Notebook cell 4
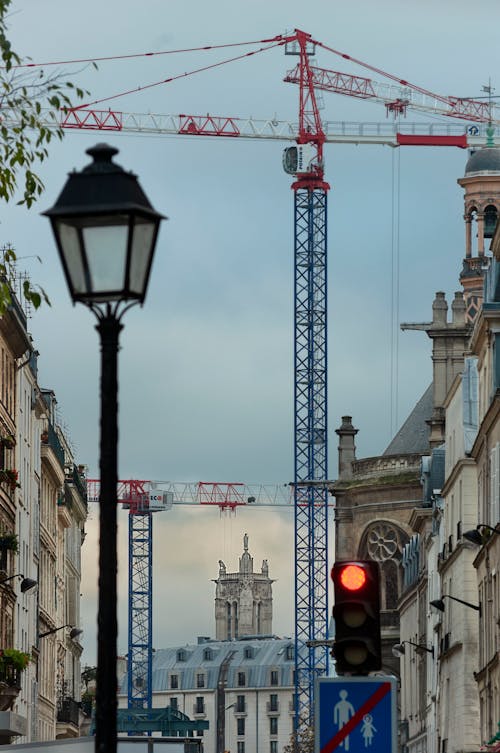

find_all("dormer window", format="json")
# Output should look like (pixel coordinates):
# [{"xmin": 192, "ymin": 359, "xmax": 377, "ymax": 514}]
[
  {"xmin": 177, "ymin": 649, "xmax": 187, "ymax": 662},
  {"xmin": 244, "ymin": 646, "xmax": 253, "ymax": 659},
  {"xmin": 285, "ymin": 644, "xmax": 294, "ymax": 661},
  {"xmin": 203, "ymin": 648, "xmax": 213, "ymax": 661}
]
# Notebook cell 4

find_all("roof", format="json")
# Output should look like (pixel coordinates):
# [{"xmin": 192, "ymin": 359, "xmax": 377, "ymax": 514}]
[
  {"xmin": 120, "ymin": 637, "xmax": 296, "ymax": 694},
  {"xmin": 465, "ymin": 146, "xmax": 500, "ymax": 175},
  {"xmin": 383, "ymin": 384, "xmax": 432, "ymax": 456}
]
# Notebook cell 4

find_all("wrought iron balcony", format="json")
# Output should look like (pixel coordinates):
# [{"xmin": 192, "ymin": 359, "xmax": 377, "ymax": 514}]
[
  {"xmin": 42, "ymin": 422, "xmax": 65, "ymax": 469},
  {"xmin": 57, "ymin": 696, "xmax": 80, "ymax": 726},
  {"xmin": 67, "ymin": 464, "xmax": 88, "ymax": 505}
]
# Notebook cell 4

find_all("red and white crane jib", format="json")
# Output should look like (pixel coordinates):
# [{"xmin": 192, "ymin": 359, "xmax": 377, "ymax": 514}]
[
  {"xmin": 284, "ymin": 63, "xmax": 492, "ymax": 124},
  {"xmin": 56, "ymin": 108, "xmax": 483, "ymax": 149},
  {"xmin": 86, "ymin": 479, "xmax": 296, "ymax": 512}
]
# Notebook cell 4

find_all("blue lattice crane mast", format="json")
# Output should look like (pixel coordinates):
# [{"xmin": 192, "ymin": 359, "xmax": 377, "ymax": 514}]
[
  {"xmin": 86, "ymin": 479, "xmax": 172, "ymax": 715},
  {"xmin": 282, "ymin": 29, "xmax": 330, "ymax": 728}
]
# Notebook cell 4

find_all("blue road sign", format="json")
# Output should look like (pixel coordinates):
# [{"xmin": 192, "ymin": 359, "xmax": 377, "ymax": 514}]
[{"xmin": 315, "ymin": 676, "xmax": 397, "ymax": 753}]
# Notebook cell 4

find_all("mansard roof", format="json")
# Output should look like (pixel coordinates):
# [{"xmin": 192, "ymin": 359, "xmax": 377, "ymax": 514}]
[
  {"xmin": 119, "ymin": 636, "xmax": 296, "ymax": 694},
  {"xmin": 383, "ymin": 384, "xmax": 433, "ymax": 456}
]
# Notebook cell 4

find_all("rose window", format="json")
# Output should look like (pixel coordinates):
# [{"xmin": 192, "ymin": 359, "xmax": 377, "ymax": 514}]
[{"xmin": 366, "ymin": 523, "xmax": 399, "ymax": 561}]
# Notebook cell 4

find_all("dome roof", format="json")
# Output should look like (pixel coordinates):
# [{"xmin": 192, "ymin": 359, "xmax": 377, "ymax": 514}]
[{"xmin": 465, "ymin": 147, "xmax": 500, "ymax": 175}]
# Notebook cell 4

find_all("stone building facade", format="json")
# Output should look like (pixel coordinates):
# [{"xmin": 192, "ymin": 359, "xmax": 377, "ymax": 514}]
[
  {"xmin": 0, "ymin": 284, "xmax": 87, "ymax": 744},
  {"xmin": 331, "ymin": 143, "xmax": 500, "ymax": 753}
]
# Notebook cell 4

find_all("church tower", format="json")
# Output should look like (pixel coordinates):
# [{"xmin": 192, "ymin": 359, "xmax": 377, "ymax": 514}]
[
  {"xmin": 214, "ymin": 534, "xmax": 274, "ymax": 640},
  {"xmin": 458, "ymin": 135, "xmax": 500, "ymax": 322}
]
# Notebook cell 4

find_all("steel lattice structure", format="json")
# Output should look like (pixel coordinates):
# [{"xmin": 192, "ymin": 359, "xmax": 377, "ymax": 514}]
[
  {"xmin": 293, "ymin": 187, "xmax": 329, "ymax": 723},
  {"xmin": 127, "ymin": 510, "xmax": 153, "ymax": 710}
]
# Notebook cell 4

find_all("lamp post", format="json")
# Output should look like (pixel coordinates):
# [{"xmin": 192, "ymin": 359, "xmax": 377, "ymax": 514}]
[
  {"xmin": 44, "ymin": 144, "xmax": 164, "ymax": 753},
  {"xmin": 38, "ymin": 624, "xmax": 83, "ymax": 640},
  {"xmin": 430, "ymin": 594, "xmax": 481, "ymax": 615},
  {"xmin": 463, "ymin": 523, "xmax": 500, "ymax": 546},
  {"xmin": 392, "ymin": 640, "xmax": 434, "ymax": 658},
  {"xmin": 0, "ymin": 573, "xmax": 37, "ymax": 593}
]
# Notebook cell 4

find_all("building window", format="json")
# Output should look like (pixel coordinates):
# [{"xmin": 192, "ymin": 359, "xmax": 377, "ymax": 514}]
[
  {"xmin": 269, "ymin": 694, "xmax": 278, "ymax": 712},
  {"xmin": 236, "ymin": 695, "xmax": 246, "ymax": 713},
  {"xmin": 170, "ymin": 697, "xmax": 178, "ymax": 710},
  {"xmin": 238, "ymin": 672, "xmax": 246, "ymax": 687},
  {"xmin": 270, "ymin": 742, "xmax": 278, "ymax": 753},
  {"xmin": 244, "ymin": 646, "xmax": 253, "ymax": 659},
  {"xmin": 270, "ymin": 717, "xmax": 278, "ymax": 735},
  {"xmin": 237, "ymin": 743, "xmax": 245, "ymax": 753},
  {"xmin": 270, "ymin": 670, "xmax": 279, "ymax": 686},
  {"xmin": 170, "ymin": 675, "xmax": 178, "ymax": 689},
  {"xmin": 195, "ymin": 697, "xmax": 205, "ymax": 714},
  {"xmin": 177, "ymin": 649, "xmax": 186, "ymax": 662},
  {"xmin": 237, "ymin": 717, "xmax": 245, "ymax": 736},
  {"xmin": 285, "ymin": 644, "xmax": 294, "ymax": 660},
  {"xmin": 203, "ymin": 648, "xmax": 213, "ymax": 661},
  {"xmin": 197, "ymin": 673, "xmax": 205, "ymax": 688}
]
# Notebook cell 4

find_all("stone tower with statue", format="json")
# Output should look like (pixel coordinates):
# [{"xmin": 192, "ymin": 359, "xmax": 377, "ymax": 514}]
[{"xmin": 214, "ymin": 534, "xmax": 274, "ymax": 640}]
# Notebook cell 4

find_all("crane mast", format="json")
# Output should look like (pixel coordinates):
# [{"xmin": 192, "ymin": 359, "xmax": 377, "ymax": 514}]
[{"xmin": 283, "ymin": 28, "xmax": 330, "ymax": 728}]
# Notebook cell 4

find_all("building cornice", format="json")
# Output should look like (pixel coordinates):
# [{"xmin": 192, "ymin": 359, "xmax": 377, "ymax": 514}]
[
  {"xmin": 441, "ymin": 457, "xmax": 476, "ymax": 497},
  {"xmin": 470, "ymin": 392, "xmax": 500, "ymax": 459},
  {"xmin": 408, "ymin": 506, "xmax": 432, "ymax": 532}
]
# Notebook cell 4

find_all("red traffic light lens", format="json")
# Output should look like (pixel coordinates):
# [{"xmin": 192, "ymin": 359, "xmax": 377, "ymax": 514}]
[{"xmin": 339, "ymin": 564, "xmax": 366, "ymax": 591}]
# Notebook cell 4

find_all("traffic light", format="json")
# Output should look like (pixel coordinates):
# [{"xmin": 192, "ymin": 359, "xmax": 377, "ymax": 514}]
[{"xmin": 331, "ymin": 560, "xmax": 381, "ymax": 675}]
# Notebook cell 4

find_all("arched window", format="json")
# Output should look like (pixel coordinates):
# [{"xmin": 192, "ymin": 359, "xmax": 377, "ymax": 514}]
[{"xmin": 484, "ymin": 204, "xmax": 498, "ymax": 239}]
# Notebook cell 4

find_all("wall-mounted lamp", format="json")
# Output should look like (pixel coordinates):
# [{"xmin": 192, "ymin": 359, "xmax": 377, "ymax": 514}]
[
  {"xmin": 38, "ymin": 624, "xmax": 83, "ymax": 640},
  {"xmin": 463, "ymin": 524, "xmax": 500, "ymax": 546},
  {"xmin": 392, "ymin": 640, "xmax": 434, "ymax": 658},
  {"xmin": 430, "ymin": 594, "xmax": 481, "ymax": 616},
  {"xmin": 0, "ymin": 573, "xmax": 37, "ymax": 593}
]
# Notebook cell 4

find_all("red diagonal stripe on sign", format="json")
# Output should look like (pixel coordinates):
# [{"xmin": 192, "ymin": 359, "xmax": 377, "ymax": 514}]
[{"xmin": 321, "ymin": 682, "xmax": 391, "ymax": 753}]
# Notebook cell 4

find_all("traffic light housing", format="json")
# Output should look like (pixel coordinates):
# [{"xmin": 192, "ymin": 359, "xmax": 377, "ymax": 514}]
[{"xmin": 331, "ymin": 560, "xmax": 381, "ymax": 675}]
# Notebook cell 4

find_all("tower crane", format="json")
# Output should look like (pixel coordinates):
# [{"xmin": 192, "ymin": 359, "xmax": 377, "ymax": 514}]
[
  {"xmin": 39, "ymin": 27, "xmax": 500, "ymax": 726},
  {"xmin": 86, "ymin": 479, "xmax": 296, "ymax": 713}
]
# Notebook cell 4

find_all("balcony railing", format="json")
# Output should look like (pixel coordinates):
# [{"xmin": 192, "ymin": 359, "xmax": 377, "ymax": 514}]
[
  {"xmin": 57, "ymin": 697, "xmax": 80, "ymax": 726},
  {"xmin": 42, "ymin": 422, "xmax": 65, "ymax": 469},
  {"xmin": 0, "ymin": 665, "xmax": 21, "ymax": 688},
  {"xmin": 67, "ymin": 464, "xmax": 88, "ymax": 505}
]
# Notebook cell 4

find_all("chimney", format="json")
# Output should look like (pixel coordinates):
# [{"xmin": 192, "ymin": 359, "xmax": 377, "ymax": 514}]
[{"xmin": 335, "ymin": 416, "xmax": 358, "ymax": 480}]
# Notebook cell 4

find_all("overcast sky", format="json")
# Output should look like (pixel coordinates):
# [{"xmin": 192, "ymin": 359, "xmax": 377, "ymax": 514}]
[{"xmin": 4, "ymin": 0, "xmax": 500, "ymax": 665}]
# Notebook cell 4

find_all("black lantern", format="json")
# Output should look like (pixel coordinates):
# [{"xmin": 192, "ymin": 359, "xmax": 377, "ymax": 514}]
[
  {"xmin": 43, "ymin": 143, "xmax": 164, "ymax": 306},
  {"xmin": 44, "ymin": 144, "xmax": 164, "ymax": 753}
]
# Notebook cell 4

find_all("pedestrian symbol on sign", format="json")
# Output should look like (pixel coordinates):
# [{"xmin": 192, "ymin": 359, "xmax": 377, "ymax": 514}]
[
  {"xmin": 361, "ymin": 714, "xmax": 377, "ymax": 747},
  {"xmin": 333, "ymin": 690, "xmax": 355, "ymax": 750}
]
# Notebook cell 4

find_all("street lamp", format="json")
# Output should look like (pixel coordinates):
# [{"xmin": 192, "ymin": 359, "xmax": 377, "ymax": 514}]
[
  {"xmin": 0, "ymin": 573, "xmax": 37, "ymax": 593},
  {"xmin": 430, "ymin": 594, "xmax": 481, "ymax": 616},
  {"xmin": 463, "ymin": 524, "xmax": 500, "ymax": 546},
  {"xmin": 43, "ymin": 143, "xmax": 164, "ymax": 753},
  {"xmin": 392, "ymin": 641, "xmax": 434, "ymax": 658},
  {"xmin": 38, "ymin": 624, "xmax": 83, "ymax": 640}
]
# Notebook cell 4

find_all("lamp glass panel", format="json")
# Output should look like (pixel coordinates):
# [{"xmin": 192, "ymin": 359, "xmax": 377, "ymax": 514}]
[
  {"xmin": 82, "ymin": 219, "xmax": 128, "ymax": 297},
  {"xmin": 56, "ymin": 221, "xmax": 87, "ymax": 295},
  {"xmin": 129, "ymin": 218, "xmax": 156, "ymax": 295}
]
